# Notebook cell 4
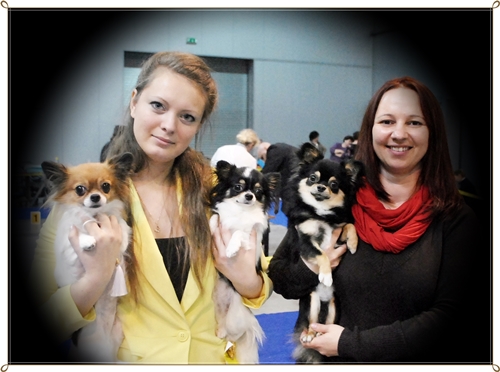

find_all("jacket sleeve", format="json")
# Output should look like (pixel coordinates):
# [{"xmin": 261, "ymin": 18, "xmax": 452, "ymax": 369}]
[
  {"xmin": 29, "ymin": 205, "xmax": 95, "ymax": 344},
  {"xmin": 267, "ymin": 228, "xmax": 319, "ymax": 299},
  {"xmin": 241, "ymin": 252, "xmax": 273, "ymax": 309},
  {"xmin": 337, "ymin": 205, "xmax": 490, "ymax": 362}
]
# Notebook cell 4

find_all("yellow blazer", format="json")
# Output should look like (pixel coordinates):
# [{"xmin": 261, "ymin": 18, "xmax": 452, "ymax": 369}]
[{"xmin": 30, "ymin": 182, "xmax": 272, "ymax": 364}]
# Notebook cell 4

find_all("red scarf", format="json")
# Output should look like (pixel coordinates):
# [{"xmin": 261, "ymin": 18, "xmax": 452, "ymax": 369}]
[{"xmin": 352, "ymin": 183, "xmax": 432, "ymax": 253}]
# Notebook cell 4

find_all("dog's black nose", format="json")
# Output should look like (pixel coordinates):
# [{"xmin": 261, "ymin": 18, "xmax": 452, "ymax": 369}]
[
  {"xmin": 317, "ymin": 185, "xmax": 326, "ymax": 192},
  {"xmin": 245, "ymin": 193, "xmax": 254, "ymax": 201},
  {"xmin": 90, "ymin": 194, "xmax": 101, "ymax": 203}
]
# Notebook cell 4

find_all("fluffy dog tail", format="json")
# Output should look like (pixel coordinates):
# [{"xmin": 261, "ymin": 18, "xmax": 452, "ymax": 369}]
[
  {"xmin": 214, "ymin": 274, "xmax": 265, "ymax": 364},
  {"xmin": 223, "ymin": 289, "xmax": 265, "ymax": 364},
  {"xmin": 233, "ymin": 309, "xmax": 265, "ymax": 364}
]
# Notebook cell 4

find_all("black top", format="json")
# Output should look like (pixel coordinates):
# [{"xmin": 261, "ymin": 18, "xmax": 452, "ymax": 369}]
[
  {"xmin": 268, "ymin": 204, "xmax": 491, "ymax": 363},
  {"xmin": 156, "ymin": 237, "xmax": 190, "ymax": 302},
  {"xmin": 261, "ymin": 142, "xmax": 300, "ymax": 214}
]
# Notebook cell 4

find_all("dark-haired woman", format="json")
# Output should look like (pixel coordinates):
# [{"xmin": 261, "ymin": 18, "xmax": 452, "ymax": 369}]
[{"xmin": 268, "ymin": 76, "xmax": 490, "ymax": 363}]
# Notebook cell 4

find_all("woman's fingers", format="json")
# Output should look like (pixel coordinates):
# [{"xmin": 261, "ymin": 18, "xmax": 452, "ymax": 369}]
[
  {"xmin": 328, "ymin": 243, "xmax": 347, "ymax": 268},
  {"xmin": 70, "ymin": 214, "xmax": 124, "ymax": 272}
]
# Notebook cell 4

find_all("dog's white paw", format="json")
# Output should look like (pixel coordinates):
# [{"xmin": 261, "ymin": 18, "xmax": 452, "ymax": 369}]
[
  {"xmin": 225, "ymin": 232, "xmax": 242, "ymax": 258},
  {"xmin": 80, "ymin": 233, "xmax": 96, "ymax": 251},
  {"xmin": 318, "ymin": 273, "xmax": 333, "ymax": 287},
  {"xmin": 225, "ymin": 242, "xmax": 239, "ymax": 258},
  {"xmin": 301, "ymin": 333, "xmax": 314, "ymax": 343}
]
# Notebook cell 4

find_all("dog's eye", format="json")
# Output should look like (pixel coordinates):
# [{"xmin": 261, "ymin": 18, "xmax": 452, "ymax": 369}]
[
  {"xmin": 102, "ymin": 182, "xmax": 111, "ymax": 193},
  {"xmin": 254, "ymin": 187, "xmax": 263, "ymax": 197},
  {"xmin": 329, "ymin": 181, "xmax": 339, "ymax": 193},
  {"xmin": 234, "ymin": 184, "xmax": 243, "ymax": 192},
  {"xmin": 308, "ymin": 174, "xmax": 318, "ymax": 183},
  {"xmin": 75, "ymin": 185, "xmax": 87, "ymax": 196}
]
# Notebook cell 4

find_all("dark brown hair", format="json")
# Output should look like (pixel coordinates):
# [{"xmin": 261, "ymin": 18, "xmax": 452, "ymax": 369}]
[
  {"xmin": 107, "ymin": 51, "xmax": 218, "ymax": 299},
  {"xmin": 355, "ymin": 76, "xmax": 462, "ymax": 219}
]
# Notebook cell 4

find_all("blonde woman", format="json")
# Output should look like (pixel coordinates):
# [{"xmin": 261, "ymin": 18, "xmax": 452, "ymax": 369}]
[
  {"xmin": 210, "ymin": 128, "xmax": 260, "ymax": 169},
  {"xmin": 30, "ymin": 51, "xmax": 272, "ymax": 364}
]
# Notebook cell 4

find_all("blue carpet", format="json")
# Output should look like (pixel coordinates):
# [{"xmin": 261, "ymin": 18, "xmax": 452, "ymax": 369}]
[
  {"xmin": 270, "ymin": 209, "xmax": 288, "ymax": 227},
  {"xmin": 257, "ymin": 311, "xmax": 298, "ymax": 364},
  {"xmin": 268, "ymin": 200, "xmax": 288, "ymax": 227}
]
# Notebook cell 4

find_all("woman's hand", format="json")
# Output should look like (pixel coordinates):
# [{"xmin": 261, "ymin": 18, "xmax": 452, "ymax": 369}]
[
  {"xmin": 301, "ymin": 227, "xmax": 348, "ymax": 274},
  {"xmin": 68, "ymin": 213, "xmax": 125, "ymax": 316},
  {"xmin": 300, "ymin": 323, "xmax": 345, "ymax": 357},
  {"xmin": 211, "ymin": 215, "xmax": 263, "ymax": 299}
]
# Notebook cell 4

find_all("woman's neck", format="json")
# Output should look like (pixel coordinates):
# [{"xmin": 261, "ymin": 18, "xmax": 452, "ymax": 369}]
[
  {"xmin": 132, "ymin": 165, "xmax": 184, "ymax": 238},
  {"xmin": 379, "ymin": 169, "xmax": 420, "ymax": 209},
  {"xmin": 133, "ymin": 162, "xmax": 173, "ymax": 186}
]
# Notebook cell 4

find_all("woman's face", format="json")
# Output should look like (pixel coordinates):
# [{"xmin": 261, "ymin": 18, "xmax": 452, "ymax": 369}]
[
  {"xmin": 130, "ymin": 67, "xmax": 206, "ymax": 165},
  {"xmin": 372, "ymin": 87, "xmax": 429, "ymax": 178}
]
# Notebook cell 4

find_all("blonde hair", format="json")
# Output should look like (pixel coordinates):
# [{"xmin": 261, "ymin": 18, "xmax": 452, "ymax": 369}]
[{"xmin": 236, "ymin": 128, "xmax": 260, "ymax": 146}]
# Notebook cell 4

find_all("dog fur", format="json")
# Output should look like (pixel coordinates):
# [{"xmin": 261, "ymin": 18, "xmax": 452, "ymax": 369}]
[
  {"xmin": 209, "ymin": 160, "xmax": 280, "ymax": 364},
  {"xmin": 280, "ymin": 143, "xmax": 364, "ymax": 363},
  {"xmin": 41, "ymin": 152, "xmax": 134, "ymax": 362}
]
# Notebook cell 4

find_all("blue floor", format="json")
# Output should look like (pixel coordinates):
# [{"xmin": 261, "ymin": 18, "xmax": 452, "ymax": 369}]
[
  {"xmin": 257, "ymin": 311, "xmax": 297, "ymax": 364},
  {"xmin": 269, "ymin": 201, "xmax": 288, "ymax": 227}
]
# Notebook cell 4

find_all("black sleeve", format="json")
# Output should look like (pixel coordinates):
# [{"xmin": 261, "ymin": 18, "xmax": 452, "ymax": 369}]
[{"xmin": 268, "ymin": 228, "xmax": 319, "ymax": 299}]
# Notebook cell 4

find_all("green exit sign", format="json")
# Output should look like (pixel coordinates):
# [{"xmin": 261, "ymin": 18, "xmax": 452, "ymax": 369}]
[{"xmin": 186, "ymin": 37, "xmax": 197, "ymax": 45}]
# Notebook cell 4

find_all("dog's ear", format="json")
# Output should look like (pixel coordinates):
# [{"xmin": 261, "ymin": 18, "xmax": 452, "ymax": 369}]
[
  {"xmin": 41, "ymin": 161, "xmax": 68, "ymax": 190},
  {"xmin": 343, "ymin": 159, "xmax": 365, "ymax": 189},
  {"xmin": 214, "ymin": 160, "xmax": 235, "ymax": 181},
  {"xmin": 297, "ymin": 142, "xmax": 323, "ymax": 165},
  {"xmin": 265, "ymin": 172, "xmax": 282, "ymax": 214},
  {"xmin": 108, "ymin": 152, "xmax": 134, "ymax": 181}
]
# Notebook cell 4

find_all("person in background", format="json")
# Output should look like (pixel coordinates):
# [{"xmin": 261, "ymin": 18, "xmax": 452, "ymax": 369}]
[
  {"xmin": 348, "ymin": 130, "xmax": 359, "ymax": 159},
  {"xmin": 256, "ymin": 141, "xmax": 271, "ymax": 170},
  {"xmin": 454, "ymin": 168, "xmax": 477, "ymax": 195},
  {"xmin": 210, "ymin": 128, "xmax": 260, "ymax": 169},
  {"xmin": 329, "ymin": 135, "xmax": 354, "ymax": 163},
  {"xmin": 308, "ymin": 131, "xmax": 327, "ymax": 155},
  {"xmin": 454, "ymin": 168, "xmax": 481, "ymax": 218},
  {"xmin": 268, "ymin": 76, "xmax": 489, "ymax": 363},
  {"xmin": 29, "ymin": 51, "xmax": 272, "ymax": 364},
  {"xmin": 261, "ymin": 142, "xmax": 300, "ymax": 214}
]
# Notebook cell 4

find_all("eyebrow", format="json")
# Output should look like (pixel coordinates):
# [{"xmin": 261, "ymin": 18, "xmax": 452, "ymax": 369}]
[{"xmin": 375, "ymin": 114, "xmax": 425, "ymax": 120}]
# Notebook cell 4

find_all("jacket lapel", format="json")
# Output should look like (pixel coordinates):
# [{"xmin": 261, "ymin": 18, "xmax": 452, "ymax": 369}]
[
  {"xmin": 130, "ymin": 184, "xmax": 185, "ymax": 316},
  {"xmin": 172, "ymin": 174, "xmax": 217, "ymax": 313},
  {"xmin": 180, "ymin": 259, "xmax": 216, "ymax": 313}
]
